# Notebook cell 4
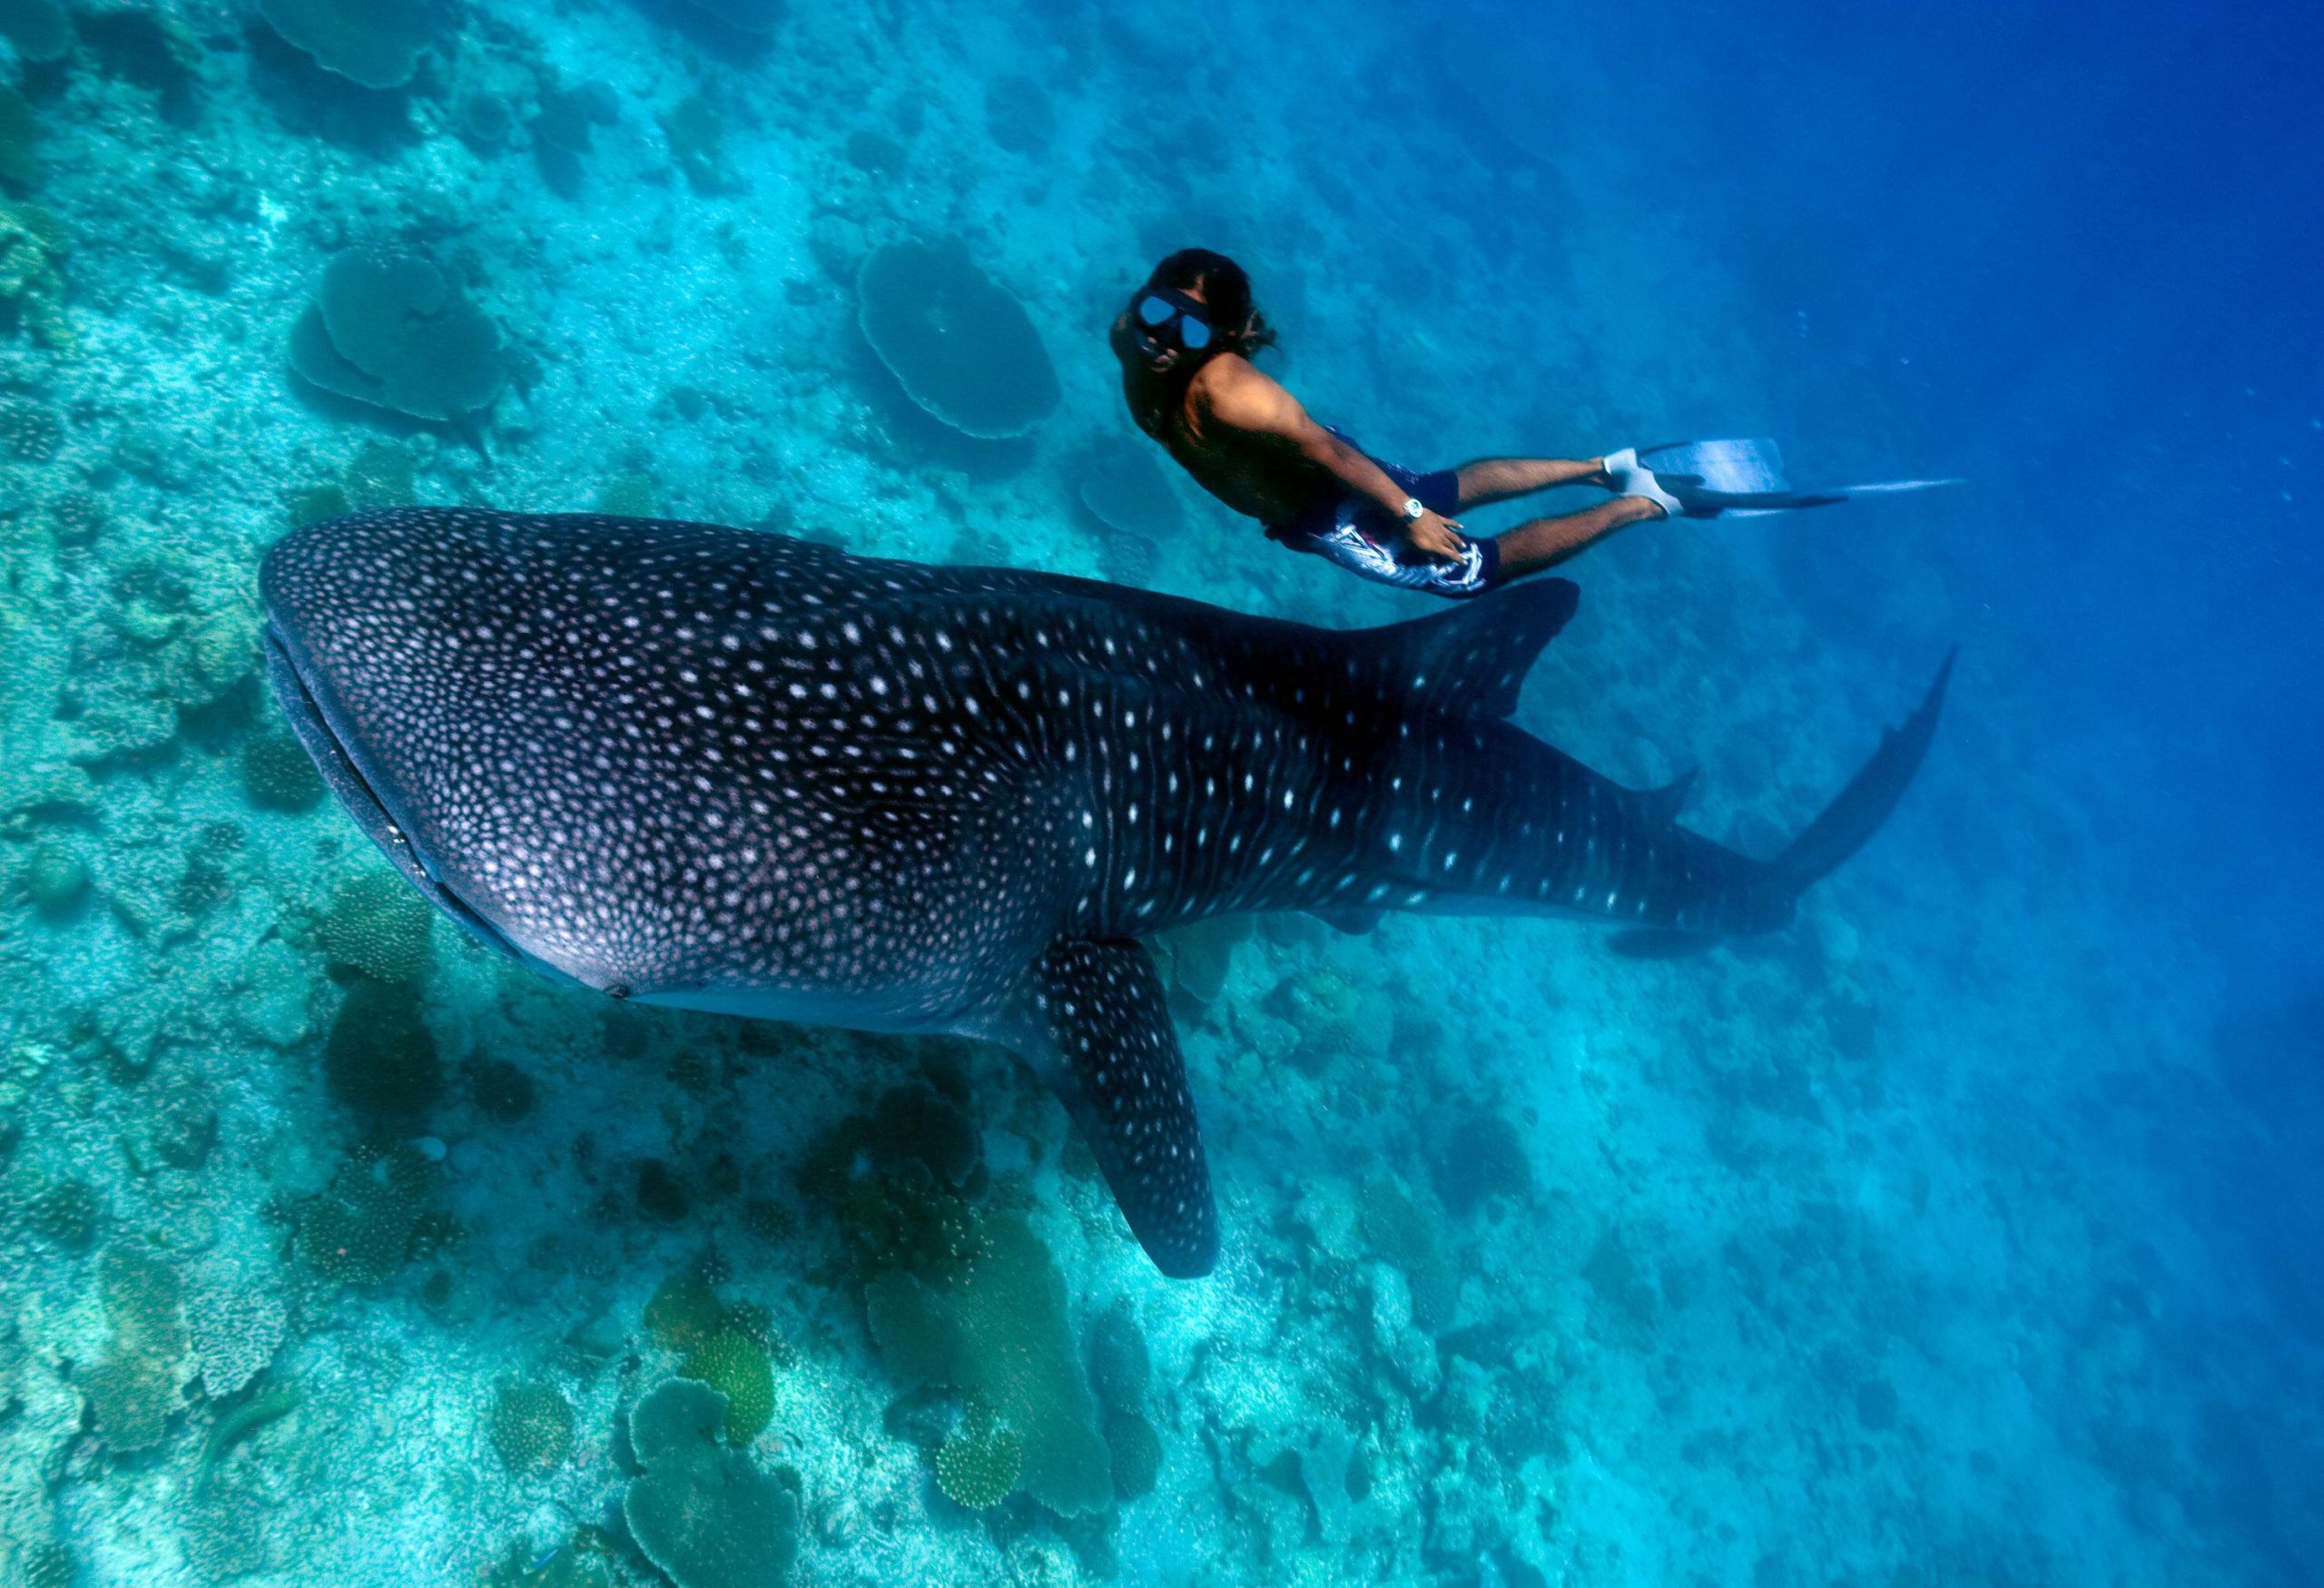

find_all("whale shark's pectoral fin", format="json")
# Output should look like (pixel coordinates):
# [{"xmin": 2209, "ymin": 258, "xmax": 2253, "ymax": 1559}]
[{"xmin": 1000, "ymin": 938, "xmax": 1219, "ymax": 1278}]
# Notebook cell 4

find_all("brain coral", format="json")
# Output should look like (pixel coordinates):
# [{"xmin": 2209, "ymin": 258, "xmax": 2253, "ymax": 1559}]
[
  {"xmin": 487, "ymin": 1379, "xmax": 576, "ymax": 1475},
  {"xmin": 317, "ymin": 871, "xmax": 432, "ymax": 982},
  {"xmin": 256, "ymin": 0, "xmax": 435, "ymax": 91},
  {"xmin": 864, "ymin": 1213, "xmax": 1110, "ymax": 1516},
  {"xmin": 289, "ymin": 246, "xmax": 506, "ymax": 423},
  {"xmin": 856, "ymin": 239, "xmax": 1059, "ymax": 439},
  {"xmin": 623, "ymin": 1379, "xmax": 799, "ymax": 1588}
]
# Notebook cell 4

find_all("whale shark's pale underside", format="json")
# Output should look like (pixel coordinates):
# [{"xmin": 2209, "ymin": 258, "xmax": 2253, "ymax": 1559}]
[{"xmin": 261, "ymin": 510, "xmax": 1949, "ymax": 1277}]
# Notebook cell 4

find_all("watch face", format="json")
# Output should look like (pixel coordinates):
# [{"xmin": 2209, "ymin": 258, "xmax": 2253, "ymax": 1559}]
[{"xmin": 1403, "ymin": 497, "xmax": 1424, "ymax": 519}]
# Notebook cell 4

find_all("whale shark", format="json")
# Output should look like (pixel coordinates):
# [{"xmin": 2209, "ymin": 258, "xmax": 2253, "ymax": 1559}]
[{"xmin": 260, "ymin": 508, "xmax": 1950, "ymax": 1277}]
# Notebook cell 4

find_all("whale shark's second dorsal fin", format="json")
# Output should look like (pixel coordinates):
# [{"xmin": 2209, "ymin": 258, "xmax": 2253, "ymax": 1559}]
[
  {"xmin": 991, "ymin": 938, "xmax": 1219, "ymax": 1278},
  {"xmin": 1371, "ymin": 577, "xmax": 1580, "ymax": 719}
]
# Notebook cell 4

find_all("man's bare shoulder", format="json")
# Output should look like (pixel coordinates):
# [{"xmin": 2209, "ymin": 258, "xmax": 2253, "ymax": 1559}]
[{"xmin": 1192, "ymin": 355, "xmax": 1304, "ymax": 433}]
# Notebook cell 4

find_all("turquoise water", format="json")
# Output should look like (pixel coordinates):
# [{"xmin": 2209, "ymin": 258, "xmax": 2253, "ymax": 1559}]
[{"xmin": 3, "ymin": 2, "xmax": 2319, "ymax": 1585}]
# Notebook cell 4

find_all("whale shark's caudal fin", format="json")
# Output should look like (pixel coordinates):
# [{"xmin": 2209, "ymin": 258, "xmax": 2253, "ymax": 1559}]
[
  {"xmin": 1767, "ymin": 647, "xmax": 1956, "ymax": 897},
  {"xmin": 994, "ymin": 938, "xmax": 1219, "ymax": 1278},
  {"xmin": 1610, "ymin": 650, "xmax": 1955, "ymax": 960}
]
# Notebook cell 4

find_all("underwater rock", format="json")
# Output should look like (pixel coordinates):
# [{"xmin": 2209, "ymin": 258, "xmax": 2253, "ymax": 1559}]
[
  {"xmin": 856, "ymin": 238, "xmax": 1059, "ymax": 439},
  {"xmin": 256, "ymin": 0, "xmax": 436, "ymax": 91},
  {"xmin": 0, "ymin": 0, "xmax": 72, "ymax": 64},
  {"xmin": 863, "ymin": 1212, "xmax": 1111, "ymax": 1517},
  {"xmin": 623, "ymin": 1378, "xmax": 799, "ymax": 1588},
  {"xmin": 487, "ymin": 1378, "xmax": 576, "ymax": 1474},
  {"xmin": 317, "ymin": 870, "xmax": 433, "ymax": 983},
  {"xmin": 288, "ymin": 245, "xmax": 506, "ymax": 423}
]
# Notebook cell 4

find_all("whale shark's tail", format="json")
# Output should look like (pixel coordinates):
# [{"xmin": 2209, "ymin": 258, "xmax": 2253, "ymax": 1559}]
[
  {"xmin": 1768, "ymin": 646, "xmax": 1956, "ymax": 895},
  {"xmin": 1610, "ymin": 648, "xmax": 1955, "ymax": 958}
]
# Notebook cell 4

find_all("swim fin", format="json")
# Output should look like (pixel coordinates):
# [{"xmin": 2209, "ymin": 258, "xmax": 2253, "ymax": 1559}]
[{"xmin": 1604, "ymin": 439, "xmax": 1961, "ymax": 519}]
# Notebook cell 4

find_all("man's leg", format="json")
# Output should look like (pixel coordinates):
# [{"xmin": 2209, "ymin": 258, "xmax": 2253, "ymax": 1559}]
[
  {"xmin": 1452, "ymin": 456, "xmax": 1609, "ymax": 511},
  {"xmin": 1491, "ymin": 495, "xmax": 1666, "ymax": 582}
]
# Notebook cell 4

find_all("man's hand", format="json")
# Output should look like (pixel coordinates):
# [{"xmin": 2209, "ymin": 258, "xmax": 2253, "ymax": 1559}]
[{"xmin": 1401, "ymin": 510, "xmax": 1468, "ymax": 564}]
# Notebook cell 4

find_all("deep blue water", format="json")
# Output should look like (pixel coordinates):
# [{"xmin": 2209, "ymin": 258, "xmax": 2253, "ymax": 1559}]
[{"xmin": 2, "ymin": 2, "xmax": 2318, "ymax": 1584}]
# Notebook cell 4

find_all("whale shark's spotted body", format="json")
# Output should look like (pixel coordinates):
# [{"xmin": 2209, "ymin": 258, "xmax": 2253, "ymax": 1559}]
[{"xmin": 262, "ymin": 510, "xmax": 1949, "ymax": 1276}]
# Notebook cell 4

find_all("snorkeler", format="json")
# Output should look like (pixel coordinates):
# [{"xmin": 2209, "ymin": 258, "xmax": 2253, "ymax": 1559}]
[
  {"xmin": 1109, "ymin": 250, "xmax": 1958, "ymax": 600},
  {"xmin": 1108, "ymin": 249, "xmax": 1660, "ymax": 600}
]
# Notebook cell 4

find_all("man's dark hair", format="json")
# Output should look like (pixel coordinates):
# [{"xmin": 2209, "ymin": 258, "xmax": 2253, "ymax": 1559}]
[{"xmin": 1147, "ymin": 248, "xmax": 1279, "ymax": 359}]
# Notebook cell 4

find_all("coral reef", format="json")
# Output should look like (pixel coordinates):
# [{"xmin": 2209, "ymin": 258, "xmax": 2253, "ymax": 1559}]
[
  {"xmin": 679, "ymin": 1329, "xmax": 773, "ymax": 1445},
  {"xmin": 0, "ymin": 198, "xmax": 71, "ymax": 350},
  {"xmin": 856, "ymin": 239, "xmax": 1059, "ymax": 439},
  {"xmin": 487, "ymin": 1378, "xmax": 576, "ymax": 1474},
  {"xmin": 316, "ymin": 870, "xmax": 434, "ymax": 984},
  {"xmin": 623, "ymin": 1378, "xmax": 798, "ymax": 1588},
  {"xmin": 289, "ymin": 245, "xmax": 507, "ymax": 422},
  {"xmin": 297, "ymin": 1139, "xmax": 440, "ymax": 1284},
  {"xmin": 256, "ymin": 0, "xmax": 438, "ymax": 91},
  {"xmin": 934, "ymin": 1399, "xmax": 1022, "ymax": 1510},
  {"xmin": 241, "ymin": 725, "xmax": 325, "ymax": 811},
  {"xmin": 864, "ymin": 1212, "xmax": 1111, "ymax": 1517}
]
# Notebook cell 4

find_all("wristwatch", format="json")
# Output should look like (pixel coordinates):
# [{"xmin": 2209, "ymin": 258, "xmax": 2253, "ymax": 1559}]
[{"xmin": 1399, "ymin": 496, "xmax": 1426, "ymax": 522}]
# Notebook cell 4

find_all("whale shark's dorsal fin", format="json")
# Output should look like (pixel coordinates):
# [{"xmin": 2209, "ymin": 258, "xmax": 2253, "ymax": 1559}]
[
  {"xmin": 1375, "ymin": 577, "xmax": 1580, "ymax": 719},
  {"xmin": 995, "ymin": 938, "xmax": 1219, "ymax": 1278}
]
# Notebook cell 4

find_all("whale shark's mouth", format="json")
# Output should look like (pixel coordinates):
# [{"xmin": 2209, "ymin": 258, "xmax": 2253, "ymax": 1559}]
[{"xmin": 261, "ymin": 621, "xmax": 526, "ymax": 967}]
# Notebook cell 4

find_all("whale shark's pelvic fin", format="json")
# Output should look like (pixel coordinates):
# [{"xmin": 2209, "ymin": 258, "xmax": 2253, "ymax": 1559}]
[
  {"xmin": 1378, "ymin": 577, "xmax": 1579, "ymax": 719},
  {"xmin": 1306, "ymin": 907, "xmax": 1384, "ymax": 935},
  {"xmin": 1000, "ymin": 938, "xmax": 1218, "ymax": 1278}
]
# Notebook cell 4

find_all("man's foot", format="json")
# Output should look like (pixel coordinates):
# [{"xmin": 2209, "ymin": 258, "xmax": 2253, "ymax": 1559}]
[{"xmin": 1599, "ymin": 448, "xmax": 1682, "ymax": 518}]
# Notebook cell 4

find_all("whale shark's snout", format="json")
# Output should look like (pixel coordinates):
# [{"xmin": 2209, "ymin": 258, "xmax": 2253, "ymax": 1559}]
[{"xmin": 261, "ymin": 611, "xmax": 527, "ymax": 970}]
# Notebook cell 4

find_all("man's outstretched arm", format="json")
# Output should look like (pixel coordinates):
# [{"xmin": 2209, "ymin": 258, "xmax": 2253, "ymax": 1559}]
[{"xmin": 1201, "ymin": 362, "xmax": 1470, "ymax": 562}]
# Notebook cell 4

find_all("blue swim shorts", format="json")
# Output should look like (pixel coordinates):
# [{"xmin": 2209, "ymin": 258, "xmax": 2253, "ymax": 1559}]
[{"xmin": 1264, "ymin": 430, "xmax": 1499, "ymax": 599}]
